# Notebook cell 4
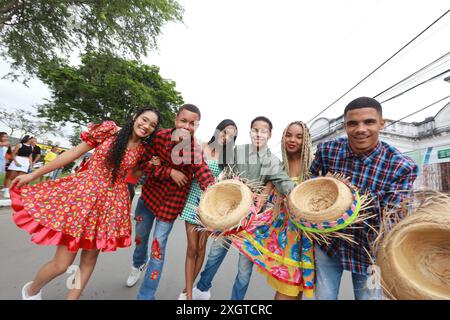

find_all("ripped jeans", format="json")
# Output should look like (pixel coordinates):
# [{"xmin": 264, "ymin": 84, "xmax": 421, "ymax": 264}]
[{"xmin": 133, "ymin": 197, "xmax": 174, "ymax": 300}]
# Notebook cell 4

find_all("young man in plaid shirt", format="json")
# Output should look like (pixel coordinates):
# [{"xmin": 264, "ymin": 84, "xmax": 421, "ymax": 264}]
[
  {"xmin": 310, "ymin": 97, "xmax": 418, "ymax": 300},
  {"xmin": 125, "ymin": 104, "xmax": 215, "ymax": 300}
]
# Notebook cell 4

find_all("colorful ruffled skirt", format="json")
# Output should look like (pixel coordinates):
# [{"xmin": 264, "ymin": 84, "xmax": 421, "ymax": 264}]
[
  {"xmin": 233, "ymin": 199, "xmax": 315, "ymax": 297},
  {"xmin": 10, "ymin": 170, "xmax": 132, "ymax": 252}
]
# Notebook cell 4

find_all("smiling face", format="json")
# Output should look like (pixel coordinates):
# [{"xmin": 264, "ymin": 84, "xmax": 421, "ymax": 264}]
[
  {"xmin": 174, "ymin": 108, "xmax": 200, "ymax": 139},
  {"xmin": 284, "ymin": 123, "xmax": 303, "ymax": 155},
  {"xmin": 344, "ymin": 107, "xmax": 385, "ymax": 155},
  {"xmin": 133, "ymin": 110, "xmax": 159, "ymax": 139},
  {"xmin": 250, "ymin": 120, "xmax": 271, "ymax": 149}
]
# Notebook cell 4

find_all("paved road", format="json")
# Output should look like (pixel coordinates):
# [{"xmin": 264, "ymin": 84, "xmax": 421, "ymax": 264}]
[{"xmin": 0, "ymin": 195, "xmax": 354, "ymax": 300}]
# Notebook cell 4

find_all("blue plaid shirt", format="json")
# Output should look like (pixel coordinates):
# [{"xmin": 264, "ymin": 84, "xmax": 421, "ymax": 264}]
[{"xmin": 310, "ymin": 137, "xmax": 418, "ymax": 275}]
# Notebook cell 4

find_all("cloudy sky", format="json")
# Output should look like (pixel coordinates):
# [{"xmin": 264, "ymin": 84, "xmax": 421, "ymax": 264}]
[{"xmin": 1, "ymin": 0, "xmax": 449, "ymax": 153}]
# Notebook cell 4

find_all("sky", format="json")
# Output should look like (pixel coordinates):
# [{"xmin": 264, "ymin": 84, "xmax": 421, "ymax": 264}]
[{"xmin": 1, "ymin": 0, "xmax": 449, "ymax": 155}]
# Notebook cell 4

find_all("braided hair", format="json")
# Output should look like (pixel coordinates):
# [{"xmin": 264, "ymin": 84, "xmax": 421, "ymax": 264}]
[
  {"xmin": 107, "ymin": 107, "xmax": 160, "ymax": 184},
  {"xmin": 280, "ymin": 121, "xmax": 313, "ymax": 183}
]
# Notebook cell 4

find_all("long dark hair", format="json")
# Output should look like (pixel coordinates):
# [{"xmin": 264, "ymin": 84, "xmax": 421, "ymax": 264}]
[
  {"xmin": 206, "ymin": 119, "xmax": 238, "ymax": 170},
  {"xmin": 107, "ymin": 107, "xmax": 161, "ymax": 184},
  {"xmin": 20, "ymin": 135, "xmax": 31, "ymax": 144}
]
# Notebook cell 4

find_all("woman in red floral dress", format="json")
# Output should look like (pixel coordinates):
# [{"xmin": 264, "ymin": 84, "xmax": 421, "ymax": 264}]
[{"xmin": 10, "ymin": 108, "xmax": 160, "ymax": 300}]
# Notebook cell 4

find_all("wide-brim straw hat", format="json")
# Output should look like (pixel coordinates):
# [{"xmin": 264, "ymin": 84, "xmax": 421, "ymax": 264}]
[
  {"xmin": 198, "ymin": 179, "xmax": 255, "ymax": 232},
  {"xmin": 376, "ymin": 194, "xmax": 450, "ymax": 300},
  {"xmin": 288, "ymin": 177, "xmax": 361, "ymax": 233}
]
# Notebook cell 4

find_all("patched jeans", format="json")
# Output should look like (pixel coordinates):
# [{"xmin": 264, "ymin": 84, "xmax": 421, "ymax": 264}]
[{"xmin": 132, "ymin": 197, "xmax": 174, "ymax": 300}]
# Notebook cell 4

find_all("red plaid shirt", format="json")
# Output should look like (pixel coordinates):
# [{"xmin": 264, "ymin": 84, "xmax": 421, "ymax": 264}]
[{"xmin": 139, "ymin": 128, "xmax": 215, "ymax": 222}]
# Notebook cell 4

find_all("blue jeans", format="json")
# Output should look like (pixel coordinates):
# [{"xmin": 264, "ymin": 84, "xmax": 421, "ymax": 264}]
[
  {"xmin": 133, "ymin": 198, "xmax": 174, "ymax": 300},
  {"xmin": 196, "ymin": 238, "xmax": 254, "ymax": 300},
  {"xmin": 314, "ymin": 246, "xmax": 382, "ymax": 300},
  {"xmin": 50, "ymin": 168, "xmax": 63, "ymax": 180},
  {"xmin": 0, "ymin": 157, "xmax": 5, "ymax": 175}
]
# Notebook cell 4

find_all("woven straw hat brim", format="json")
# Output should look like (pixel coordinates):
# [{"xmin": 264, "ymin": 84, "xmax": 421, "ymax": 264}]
[
  {"xmin": 288, "ymin": 177, "xmax": 353, "ymax": 223},
  {"xmin": 198, "ymin": 179, "xmax": 254, "ymax": 232},
  {"xmin": 377, "ymin": 207, "xmax": 450, "ymax": 300}
]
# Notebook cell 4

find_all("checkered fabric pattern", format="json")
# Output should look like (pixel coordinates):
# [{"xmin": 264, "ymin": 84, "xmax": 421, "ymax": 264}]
[
  {"xmin": 310, "ymin": 137, "xmax": 418, "ymax": 275},
  {"xmin": 139, "ymin": 128, "xmax": 215, "ymax": 222}
]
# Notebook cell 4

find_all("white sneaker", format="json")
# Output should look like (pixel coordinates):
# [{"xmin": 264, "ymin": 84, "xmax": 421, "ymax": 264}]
[
  {"xmin": 22, "ymin": 281, "xmax": 42, "ymax": 300},
  {"xmin": 178, "ymin": 292, "xmax": 187, "ymax": 300},
  {"xmin": 3, "ymin": 188, "xmax": 10, "ymax": 199},
  {"xmin": 193, "ymin": 286, "xmax": 211, "ymax": 300},
  {"xmin": 126, "ymin": 263, "xmax": 147, "ymax": 287}
]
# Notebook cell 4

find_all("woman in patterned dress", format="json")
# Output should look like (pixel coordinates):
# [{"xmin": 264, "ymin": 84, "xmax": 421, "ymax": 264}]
[
  {"xmin": 178, "ymin": 119, "xmax": 238, "ymax": 300},
  {"xmin": 234, "ymin": 121, "xmax": 316, "ymax": 300},
  {"xmin": 10, "ymin": 108, "xmax": 160, "ymax": 300}
]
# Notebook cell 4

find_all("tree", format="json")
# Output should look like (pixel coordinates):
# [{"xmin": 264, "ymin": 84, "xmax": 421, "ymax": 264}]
[
  {"xmin": 0, "ymin": 0, "xmax": 183, "ymax": 78},
  {"xmin": 0, "ymin": 106, "xmax": 60, "ymax": 137},
  {"xmin": 68, "ymin": 126, "xmax": 82, "ymax": 147},
  {"xmin": 37, "ymin": 51, "xmax": 183, "ymax": 128}
]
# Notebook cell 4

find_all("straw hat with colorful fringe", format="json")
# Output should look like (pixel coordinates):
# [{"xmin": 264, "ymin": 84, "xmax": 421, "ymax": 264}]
[
  {"xmin": 376, "ymin": 193, "xmax": 450, "ymax": 300},
  {"xmin": 287, "ymin": 176, "xmax": 371, "ymax": 240},
  {"xmin": 197, "ymin": 178, "xmax": 258, "ymax": 235}
]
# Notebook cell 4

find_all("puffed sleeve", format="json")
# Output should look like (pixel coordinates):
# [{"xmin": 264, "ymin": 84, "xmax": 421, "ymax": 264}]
[{"xmin": 80, "ymin": 120, "xmax": 120, "ymax": 147}]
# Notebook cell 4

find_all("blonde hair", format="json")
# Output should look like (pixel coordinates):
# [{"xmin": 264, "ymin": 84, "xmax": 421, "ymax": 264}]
[{"xmin": 280, "ymin": 121, "xmax": 313, "ymax": 183}]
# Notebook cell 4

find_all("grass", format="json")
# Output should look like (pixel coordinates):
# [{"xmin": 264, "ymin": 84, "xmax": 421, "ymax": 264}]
[{"xmin": 0, "ymin": 172, "xmax": 69, "ymax": 188}]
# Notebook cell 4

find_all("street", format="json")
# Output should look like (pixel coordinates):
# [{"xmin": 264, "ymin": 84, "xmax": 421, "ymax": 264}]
[{"xmin": 0, "ymin": 195, "xmax": 354, "ymax": 300}]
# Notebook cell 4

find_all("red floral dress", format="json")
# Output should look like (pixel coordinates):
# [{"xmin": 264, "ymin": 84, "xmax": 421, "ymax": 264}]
[{"xmin": 11, "ymin": 121, "xmax": 147, "ymax": 252}]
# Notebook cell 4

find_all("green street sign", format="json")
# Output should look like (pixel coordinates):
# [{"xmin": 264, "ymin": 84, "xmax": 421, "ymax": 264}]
[{"xmin": 437, "ymin": 149, "xmax": 450, "ymax": 159}]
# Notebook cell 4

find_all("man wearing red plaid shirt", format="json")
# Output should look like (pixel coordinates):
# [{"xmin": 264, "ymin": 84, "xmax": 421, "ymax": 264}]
[
  {"xmin": 125, "ymin": 104, "xmax": 215, "ymax": 300},
  {"xmin": 310, "ymin": 97, "xmax": 418, "ymax": 300}
]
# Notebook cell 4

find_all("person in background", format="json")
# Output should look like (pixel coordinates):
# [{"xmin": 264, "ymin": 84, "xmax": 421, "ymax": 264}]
[
  {"xmin": 29, "ymin": 137, "xmax": 41, "ymax": 172},
  {"xmin": 0, "ymin": 132, "xmax": 10, "ymax": 189},
  {"xmin": 41, "ymin": 146, "xmax": 59, "ymax": 181},
  {"xmin": 50, "ymin": 150, "xmax": 67, "ymax": 180},
  {"xmin": 3, "ymin": 135, "xmax": 34, "ymax": 199}
]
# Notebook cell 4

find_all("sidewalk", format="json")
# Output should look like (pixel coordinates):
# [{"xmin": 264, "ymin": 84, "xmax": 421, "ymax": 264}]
[{"xmin": 0, "ymin": 193, "xmax": 11, "ymax": 207}]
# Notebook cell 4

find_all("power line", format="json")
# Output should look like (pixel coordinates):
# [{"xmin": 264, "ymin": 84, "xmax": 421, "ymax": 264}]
[
  {"xmin": 374, "ymin": 52, "xmax": 450, "ymax": 100},
  {"xmin": 374, "ymin": 15, "xmax": 450, "ymax": 76},
  {"xmin": 377, "ymin": 58, "xmax": 450, "ymax": 101},
  {"xmin": 384, "ymin": 95, "xmax": 450, "ymax": 129},
  {"xmin": 307, "ymin": 9, "xmax": 450, "ymax": 124},
  {"xmin": 380, "ymin": 69, "xmax": 450, "ymax": 104}
]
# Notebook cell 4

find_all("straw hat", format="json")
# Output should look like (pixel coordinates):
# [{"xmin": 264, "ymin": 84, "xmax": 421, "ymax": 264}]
[
  {"xmin": 288, "ymin": 176, "xmax": 362, "ymax": 233},
  {"xmin": 198, "ymin": 179, "xmax": 255, "ymax": 232},
  {"xmin": 376, "ymin": 195, "xmax": 450, "ymax": 300}
]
